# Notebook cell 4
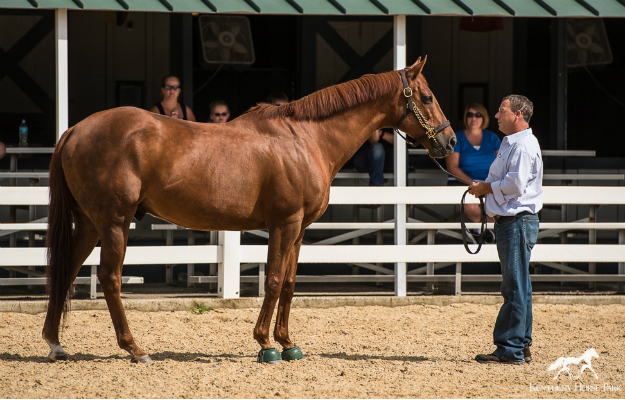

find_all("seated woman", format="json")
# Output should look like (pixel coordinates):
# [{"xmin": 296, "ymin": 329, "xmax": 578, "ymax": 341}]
[
  {"xmin": 446, "ymin": 103, "xmax": 500, "ymax": 239},
  {"xmin": 150, "ymin": 75, "xmax": 196, "ymax": 122}
]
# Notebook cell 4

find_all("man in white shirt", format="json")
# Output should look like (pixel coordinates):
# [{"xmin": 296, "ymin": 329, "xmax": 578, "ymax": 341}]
[{"xmin": 468, "ymin": 95, "xmax": 543, "ymax": 364}]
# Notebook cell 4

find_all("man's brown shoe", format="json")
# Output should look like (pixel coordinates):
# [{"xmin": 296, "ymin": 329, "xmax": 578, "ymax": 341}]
[
  {"xmin": 475, "ymin": 353, "xmax": 524, "ymax": 364},
  {"xmin": 523, "ymin": 347, "xmax": 532, "ymax": 363}
]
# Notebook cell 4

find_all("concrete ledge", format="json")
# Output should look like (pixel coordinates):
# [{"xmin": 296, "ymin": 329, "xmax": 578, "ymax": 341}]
[{"xmin": 2, "ymin": 295, "xmax": 625, "ymax": 315}]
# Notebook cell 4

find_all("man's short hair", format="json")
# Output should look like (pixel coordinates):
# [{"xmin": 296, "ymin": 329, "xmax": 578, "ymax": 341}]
[
  {"xmin": 502, "ymin": 94, "xmax": 533, "ymax": 124},
  {"xmin": 265, "ymin": 91, "xmax": 289, "ymax": 105}
]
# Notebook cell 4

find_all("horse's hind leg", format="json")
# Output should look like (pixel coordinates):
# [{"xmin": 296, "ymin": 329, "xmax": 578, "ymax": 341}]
[
  {"xmin": 98, "ymin": 213, "xmax": 151, "ymax": 364},
  {"xmin": 273, "ymin": 235, "xmax": 304, "ymax": 359},
  {"xmin": 42, "ymin": 212, "xmax": 100, "ymax": 361}
]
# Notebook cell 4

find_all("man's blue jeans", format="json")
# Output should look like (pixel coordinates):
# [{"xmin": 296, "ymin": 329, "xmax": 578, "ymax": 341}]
[
  {"xmin": 492, "ymin": 214, "xmax": 539, "ymax": 361},
  {"xmin": 353, "ymin": 142, "xmax": 386, "ymax": 186}
]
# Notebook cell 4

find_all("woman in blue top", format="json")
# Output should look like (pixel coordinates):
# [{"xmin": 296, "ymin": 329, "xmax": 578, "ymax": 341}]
[{"xmin": 446, "ymin": 103, "xmax": 501, "ymax": 225}]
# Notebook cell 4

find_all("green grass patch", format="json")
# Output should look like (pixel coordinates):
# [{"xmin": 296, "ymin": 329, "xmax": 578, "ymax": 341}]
[{"xmin": 190, "ymin": 301, "xmax": 214, "ymax": 314}]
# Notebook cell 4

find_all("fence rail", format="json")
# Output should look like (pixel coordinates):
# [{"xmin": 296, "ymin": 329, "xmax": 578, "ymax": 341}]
[{"xmin": 1, "ymin": 186, "xmax": 624, "ymax": 298}]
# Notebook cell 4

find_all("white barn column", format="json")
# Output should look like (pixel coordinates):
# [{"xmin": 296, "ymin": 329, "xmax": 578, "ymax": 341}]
[
  {"xmin": 55, "ymin": 9, "xmax": 69, "ymax": 142},
  {"xmin": 393, "ymin": 15, "xmax": 407, "ymax": 297},
  {"xmin": 218, "ymin": 230, "xmax": 240, "ymax": 298}
]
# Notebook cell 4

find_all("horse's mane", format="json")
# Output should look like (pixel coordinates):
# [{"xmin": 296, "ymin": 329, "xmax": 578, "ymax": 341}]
[{"xmin": 248, "ymin": 70, "xmax": 400, "ymax": 121}]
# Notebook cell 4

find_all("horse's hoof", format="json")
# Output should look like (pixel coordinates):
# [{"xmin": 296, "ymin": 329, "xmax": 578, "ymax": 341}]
[
  {"xmin": 131, "ymin": 355, "xmax": 153, "ymax": 365},
  {"xmin": 257, "ymin": 347, "xmax": 282, "ymax": 364},
  {"xmin": 47, "ymin": 349, "xmax": 68, "ymax": 362},
  {"xmin": 281, "ymin": 345, "xmax": 304, "ymax": 361}
]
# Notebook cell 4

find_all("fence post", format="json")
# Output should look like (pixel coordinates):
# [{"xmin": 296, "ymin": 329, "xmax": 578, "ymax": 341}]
[
  {"xmin": 588, "ymin": 205, "xmax": 597, "ymax": 290},
  {"xmin": 393, "ymin": 14, "xmax": 407, "ymax": 297},
  {"xmin": 27, "ymin": 178, "xmax": 36, "ymax": 290},
  {"xmin": 209, "ymin": 231, "xmax": 217, "ymax": 292},
  {"xmin": 165, "ymin": 230, "xmax": 173, "ymax": 285},
  {"xmin": 427, "ymin": 229, "xmax": 436, "ymax": 292},
  {"xmin": 455, "ymin": 262, "xmax": 462, "ymax": 295},
  {"xmin": 187, "ymin": 230, "xmax": 195, "ymax": 287},
  {"xmin": 218, "ymin": 230, "xmax": 240, "ymax": 298},
  {"xmin": 55, "ymin": 8, "xmax": 69, "ymax": 140},
  {"xmin": 258, "ymin": 263, "xmax": 265, "ymax": 297},
  {"xmin": 91, "ymin": 265, "xmax": 97, "ymax": 300},
  {"xmin": 618, "ymin": 229, "xmax": 625, "ymax": 293}
]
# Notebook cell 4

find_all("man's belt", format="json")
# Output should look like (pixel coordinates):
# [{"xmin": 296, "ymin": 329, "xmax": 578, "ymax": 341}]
[{"xmin": 493, "ymin": 211, "xmax": 534, "ymax": 223}]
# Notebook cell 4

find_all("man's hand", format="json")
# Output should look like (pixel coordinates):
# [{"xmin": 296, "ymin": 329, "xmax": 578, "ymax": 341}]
[{"xmin": 468, "ymin": 181, "xmax": 493, "ymax": 197}]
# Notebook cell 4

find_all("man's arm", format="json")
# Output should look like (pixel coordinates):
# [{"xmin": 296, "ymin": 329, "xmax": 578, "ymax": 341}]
[{"xmin": 490, "ymin": 149, "xmax": 533, "ymax": 205}]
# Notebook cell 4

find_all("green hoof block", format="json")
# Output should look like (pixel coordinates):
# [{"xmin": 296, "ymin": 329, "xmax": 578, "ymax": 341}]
[
  {"xmin": 257, "ymin": 347, "xmax": 282, "ymax": 364},
  {"xmin": 282, "ymin": 345, "xmax": 304, "ymax": 361}
]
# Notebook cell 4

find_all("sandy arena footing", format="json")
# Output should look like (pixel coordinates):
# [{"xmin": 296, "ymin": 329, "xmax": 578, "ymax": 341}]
[{"xmin": 1, "ymin": 296, "xmax": 624, "ymax": 398}]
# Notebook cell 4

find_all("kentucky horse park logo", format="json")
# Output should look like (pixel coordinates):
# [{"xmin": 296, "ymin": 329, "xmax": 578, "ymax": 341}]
[
  {"xmin": 529, "ymin": 348, "xmax": 623, "ymax": 393},
  {"xmin": 548, "ymin": 348, "xmax": 600, "ymax": 380}
]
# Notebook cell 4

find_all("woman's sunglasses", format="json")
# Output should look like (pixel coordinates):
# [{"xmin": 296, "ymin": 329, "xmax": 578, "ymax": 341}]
[
  {"xmin": 466, "ymin": 112, "xmax": 483, "ymax": 118},
  {"xmin": 164, "ymin": 85, "xmax": 181, "ymax": 91},
  {"xmin": 213, "ymin": 112, "xmax": 229, "ymax": 117}
]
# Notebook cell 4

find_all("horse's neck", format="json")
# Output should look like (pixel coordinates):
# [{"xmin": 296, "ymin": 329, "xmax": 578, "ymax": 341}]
[
  {"xmin": 582, "ymin": 350, "xmax": 597, "ymax": 361},
  {"xmin": 306, "ymin": 96, "xmax": 397, "ymax": 177}
]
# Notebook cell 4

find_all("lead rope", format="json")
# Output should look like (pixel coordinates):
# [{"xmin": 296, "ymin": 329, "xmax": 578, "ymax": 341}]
[
  {"xmin": 394, "ymin": 126, "xmax": 487, "ymax": 254},
  {"xmin": 429, "ymin": 158, "xmax": 487, "ymax": 254}
]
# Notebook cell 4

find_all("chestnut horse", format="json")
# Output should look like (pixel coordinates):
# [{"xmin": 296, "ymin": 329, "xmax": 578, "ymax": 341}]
[{"xmin": 43, "ymin": 57, "xmax": 455, "ymax": 364}]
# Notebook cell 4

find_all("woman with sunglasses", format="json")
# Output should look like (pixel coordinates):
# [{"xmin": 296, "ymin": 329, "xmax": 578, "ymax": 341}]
[
  {"xmin": 150, "ymin": 75, "xmax": 196, "ymax": 122},
  {"xmin": 446, "ymin": 103, "xmax": 501, "ymax": 239}
]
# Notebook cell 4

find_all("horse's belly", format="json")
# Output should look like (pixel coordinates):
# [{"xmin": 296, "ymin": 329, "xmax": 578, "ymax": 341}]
[{"xmin": 140, "ymin": 192, "xmax": 267, "ymax": 231}]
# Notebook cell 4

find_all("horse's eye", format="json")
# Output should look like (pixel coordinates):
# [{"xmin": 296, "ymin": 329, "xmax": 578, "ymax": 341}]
[{"xmin": 422, "ymin": 95, "xmax": 433, "ymax": 105}]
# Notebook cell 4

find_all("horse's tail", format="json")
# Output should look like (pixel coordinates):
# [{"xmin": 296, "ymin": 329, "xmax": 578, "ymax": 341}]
[{"xmin": 46, "ymin": 127, "xmax": 77, "ymax": 320}]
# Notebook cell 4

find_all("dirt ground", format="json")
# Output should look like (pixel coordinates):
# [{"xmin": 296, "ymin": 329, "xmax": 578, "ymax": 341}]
[{"xmin": 1, "ymin": 303, "xmax": 624, "ymax": 399}]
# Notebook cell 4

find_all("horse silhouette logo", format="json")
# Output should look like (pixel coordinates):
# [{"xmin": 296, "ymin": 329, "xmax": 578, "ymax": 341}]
[{"xmin": 548, "ymin": 348, "xmax": 600, "ymax": 380}]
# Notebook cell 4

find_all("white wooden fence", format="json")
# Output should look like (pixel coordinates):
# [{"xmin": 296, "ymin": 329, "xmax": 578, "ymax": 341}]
[{"xmin": 1, "ymin": 186, "xmax": 625, "ymax": 299}]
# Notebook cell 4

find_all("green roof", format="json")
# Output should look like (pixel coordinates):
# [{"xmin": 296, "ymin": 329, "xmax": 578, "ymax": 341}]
[{"xmin": 1, "ymin": 0, "xmax": 624, "ymax": 16}]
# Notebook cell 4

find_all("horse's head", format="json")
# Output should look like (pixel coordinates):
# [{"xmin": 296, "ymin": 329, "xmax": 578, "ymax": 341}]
[
  {"xmin": 585, "ymin": 348, "xmax": 599, "ymax": 359},
  {"xmin": 398, "ymin": 57, "xmax": 456, "ymax": 158}
]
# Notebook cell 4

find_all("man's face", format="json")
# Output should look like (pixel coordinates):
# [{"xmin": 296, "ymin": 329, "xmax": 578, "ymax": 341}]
[
  {"xmin": 495, "ymin": 100, "xmax": 516, "ymax": 136},
  {"xmin": 210, "ymin": 105, "xmax": 230, "ymax": 123},
  {"xmin": 272, "ymin": 100, "xmax": 287, "ymax": 106}
]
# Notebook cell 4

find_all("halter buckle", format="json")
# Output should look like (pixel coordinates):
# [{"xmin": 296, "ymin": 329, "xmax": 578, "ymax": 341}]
[{"xmin": 403, "ymin": 87, "xmax": 412, "ymax": 98}]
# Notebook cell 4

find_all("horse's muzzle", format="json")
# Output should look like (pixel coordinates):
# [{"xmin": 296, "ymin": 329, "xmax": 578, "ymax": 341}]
[{"xmin": 430, "ymin": 134, "xmax": 456, "ymax": 158}]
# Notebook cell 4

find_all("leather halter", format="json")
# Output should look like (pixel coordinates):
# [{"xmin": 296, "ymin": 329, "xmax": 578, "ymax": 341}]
[{"xmin": 392, "ymin": 69, "xmax": 450, "ymax": 149}]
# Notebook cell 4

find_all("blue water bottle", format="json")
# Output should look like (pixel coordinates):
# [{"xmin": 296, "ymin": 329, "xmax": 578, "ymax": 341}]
[{"xmin": 19, "ymin": 119, "xmax": 28, "ymax": 147}]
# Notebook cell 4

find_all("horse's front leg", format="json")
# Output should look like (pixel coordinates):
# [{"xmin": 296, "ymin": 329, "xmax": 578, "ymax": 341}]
[
  {"xmin": 273, "ymin": 236, "xmax": 304, "ymax": 361},
  {"xmin": 253, "ymin": 216, "xmax": 302, "ymax": 363}
]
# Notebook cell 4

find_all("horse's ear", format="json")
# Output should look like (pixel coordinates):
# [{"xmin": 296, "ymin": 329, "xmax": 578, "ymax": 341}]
[{"xmin": 405, "ymin": 55, "xmax": 427, "ymax": 80}]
